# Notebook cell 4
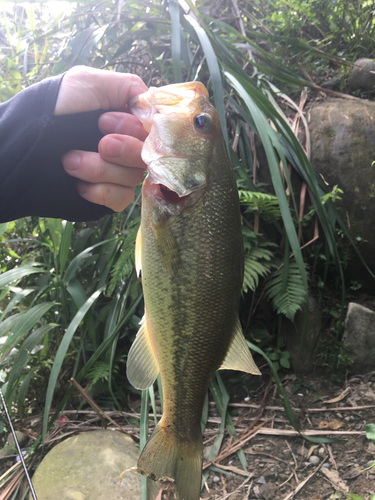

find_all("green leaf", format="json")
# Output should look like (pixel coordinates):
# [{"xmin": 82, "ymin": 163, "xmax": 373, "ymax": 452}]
[
  {"xmin": 59, "ymin": 221, "xmax": 73, "ymax": 273},
  {"xmin": 169, "ymin": 0, "xmax": 182, "ymax": 83},
  {"xmin": 0, "ymin": 223, "xmax": 8, "ymax": 238},
  {"xmin": 345, "ymin": 494, "xmax": 366, "ymax": 500},
  {"xmin": 140, "ymin": 389, "xmax": 149, "ymax": 500},
  {"xmin": 64, "ymin": 238, "xmax": 118, "ymax": 284},
  {"xmin": 279, "ymin": 357, "xmax": 290, "ymax": 369},
  {"xmin": 365, "ymin": 423, "xmax": 375, "ymax": 444},
  {"xmin": 0, "ymin": 302, "xmax": 55, "ymax": 364},
  {"xmin": 47, "ymin": 218, "xmax": 62, "ymax": 259},
  {"xmin": 0, "ymin": 264, "xmax": 45, "ymax": 289},
  {"xmin": 5, "ymin": 324, "xmax": 57, "ymax": 400},
  {"xmin": 264, "ymin": 262, "xmax": 307, "ymax": 321},
  {"xmin": 224, "ymin": 70, "xmax": 308, "ymax": 291},
  {"xmin": 43, "ymin": 289, "xmax": 102, "ymax": 441},
  {"xmin": 184, "ymin": 14, "xmax": 228, "ymax": 148}
]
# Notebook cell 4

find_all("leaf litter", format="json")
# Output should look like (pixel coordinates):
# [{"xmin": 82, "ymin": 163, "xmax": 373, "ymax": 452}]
[{"xmin": 1, "ymin": 372, "xmax": 375, "ymax": 500}]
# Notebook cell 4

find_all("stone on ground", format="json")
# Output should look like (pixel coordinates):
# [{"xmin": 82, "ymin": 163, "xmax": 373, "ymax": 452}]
[
  {"xmin": 31, "ymin": 429, "xmax": 159, "ymax": 500},
  {"xmin": 348, "ymin": 58, "xmax": 375, "ymax": 91},
  {"xmin": 343, "ymin": 302, "xmax": 375, "ymax": 374},
  {"xmin": 309, "ymin": 97, "xmax": 375, "ymax": 287}
]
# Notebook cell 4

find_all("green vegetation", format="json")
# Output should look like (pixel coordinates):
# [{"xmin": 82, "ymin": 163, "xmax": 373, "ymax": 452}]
[{"xmin": 1, "ymin": 0, "xmax": 375, "ymax": 497}]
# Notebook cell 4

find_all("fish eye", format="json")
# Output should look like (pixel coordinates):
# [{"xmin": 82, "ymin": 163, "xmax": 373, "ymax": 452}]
[{"xmin": 193, "ymin": 114, "xmax": 211, "ymax": 131}]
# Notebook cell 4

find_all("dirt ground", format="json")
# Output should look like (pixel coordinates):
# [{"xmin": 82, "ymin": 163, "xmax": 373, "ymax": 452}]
[
  {"xmin": 200, "ymin": 371, "xmax": 375, "ymax": 500},
  {"xmin": 1, "ymin": 370, "xmax": 374, "ymax": 500}
]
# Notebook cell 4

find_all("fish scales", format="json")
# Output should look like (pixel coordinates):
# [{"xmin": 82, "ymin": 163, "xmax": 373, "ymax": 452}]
[
  {"xmin": 142, "ymin": 159, "xmax": 242, "ymax": 433},
  {"xmin": 127, "ymin": 82, "xmax": 260, "ymax": 500}
]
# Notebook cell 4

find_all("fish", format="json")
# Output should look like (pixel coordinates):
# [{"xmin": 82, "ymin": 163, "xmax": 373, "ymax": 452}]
[{"xmin": 127, "ymin": 82, "xmax": 260, "ymax": 500}]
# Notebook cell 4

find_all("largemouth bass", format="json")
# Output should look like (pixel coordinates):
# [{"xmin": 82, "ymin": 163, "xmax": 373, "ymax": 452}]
[{"xmin": 127, "ymin": 82, "xmax": 260, "ymax": 500}]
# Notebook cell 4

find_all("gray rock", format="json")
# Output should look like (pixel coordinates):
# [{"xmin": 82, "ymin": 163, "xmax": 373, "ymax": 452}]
[
  {"xmin": 309, "ymin": 98, "xmax": 375, "ymax": 287},
  {"xmin": 348, "ymin": 58, "xmax": 375, "ymax": 91},
  {"xmin": 309, "ymin": 455, "xmax": 320, "ymax": 465},
  {"xmin": 282, "ymin": 296, "xmax": 321, "ymax": 374},
  {"xmin": 31, "ymin": 430, "xmax": 160, "ymax": 500},
  {"xmin": 343, "ymin": 302, "xmax": 375, "ymax": 374},
  {"xmin": 0, "ymin": 431, "xmax": 28, "ymax": 458}
]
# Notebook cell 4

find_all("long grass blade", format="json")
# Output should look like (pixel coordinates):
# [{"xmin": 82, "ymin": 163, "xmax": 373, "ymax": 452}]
[
  {"xmin": 43, "ymin": 289, "xmax": 103, "ymax": 441},
  {"xmin": 0, "ymin": 264, "xmax": 45, "ymax": 289},
  {"xmin": 140, "ymin": 389, "xmax": 149, "ymax": 500},
  {"xmin": 183, "ymin": 14, "xmax": 228, "ymax": 147},
  {"xmin": 169, "ymin": 0, "xmax": 182, "ymax": 83},
  {"xmin": 0, "ymin": 302, "xmax": 55, "ymax": 364},
  {"xmin": 47, "ymin": 291, "xmax": 143, "ymax": 433},
  {"xmin": 224, "ymin": 70, "xmax": 308, "ymax": 290}
]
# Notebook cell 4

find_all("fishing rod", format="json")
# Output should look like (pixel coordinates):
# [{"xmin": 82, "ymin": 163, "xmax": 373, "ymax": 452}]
[{"xmin": 0, "ymin": 388, "xmax": 38, "ymax": 500}]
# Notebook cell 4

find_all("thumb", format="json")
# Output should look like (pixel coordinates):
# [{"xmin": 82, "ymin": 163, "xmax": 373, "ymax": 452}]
[{"xmin": 54, "ymin": 66, "xmax": 148, "ymax": 115}]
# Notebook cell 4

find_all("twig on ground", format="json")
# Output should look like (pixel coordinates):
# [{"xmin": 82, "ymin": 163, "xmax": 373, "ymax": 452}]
[
  {"xmin": 285, "ymin": 440, "xmax": 300, "ymax": 484},
  {"xmin": 281, "ymin": 459, "xmax": 327, "ymax": 500},
  {"xmin": 215, "ymin": 474, "xmax": 253, "ymax": 500},
  {"xmin": 224, "ymin": 402, "xmax": 375, "ymax": 412},
  {"xmin": 70, "ymin": 378, "xmax": 122, "ymax": 430},
  {"xmin": 249, "ymin": 427, "xmax": 366, "ymax": 437},
  {"xmin": 328, "ymin": 444, "xmax": 339, "ymax": 474}
]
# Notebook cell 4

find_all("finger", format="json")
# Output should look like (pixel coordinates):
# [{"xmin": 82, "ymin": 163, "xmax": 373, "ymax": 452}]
[
  {"xmin": 99, "ymin": 135, "xmax": 146, "ymax": 169},
  {"xmin": 99, "ymin": 112, "xmax": 148, "ymax": 141},
  {"xmin": 55, "ymin": 66, "xmax": 148, "ymax": 115},
  {"xmin": 62, "ymin": 150, "xmax": 145, "ymax": 187},
  {"xmin": 77, "ymin": 182, "xmax": 136, "ymax": 212}
]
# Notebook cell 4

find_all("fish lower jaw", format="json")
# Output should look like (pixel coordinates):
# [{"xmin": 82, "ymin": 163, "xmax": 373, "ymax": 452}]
[{"xmin": 145, "ymin": 176, "xmax": 191, "ymax": 205}]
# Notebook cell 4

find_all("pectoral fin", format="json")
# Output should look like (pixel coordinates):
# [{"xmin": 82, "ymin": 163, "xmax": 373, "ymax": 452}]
[
  {"xmin": 135, "ymin": 225, "xmax": 142, "ymax": 277},
  {"xmin": 219, "ymin": 319, "xmax": 261, "ymax": 375},
  {"xmin": 126, "ymin": 315, "xmax": 159, "ymax": 389}
]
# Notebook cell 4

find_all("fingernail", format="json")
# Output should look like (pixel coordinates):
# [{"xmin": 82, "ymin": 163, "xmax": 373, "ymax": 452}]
[
  {"xmin": 101, "ymin": 137, "xmax": 124, "ymax": 157},
  {"xmin": 63, "ymin": 152, "xmax": 81, "ymax": 171},
  {"xmin": 99, "ymin": 115, "xmax": 121, "ymax": 134}
]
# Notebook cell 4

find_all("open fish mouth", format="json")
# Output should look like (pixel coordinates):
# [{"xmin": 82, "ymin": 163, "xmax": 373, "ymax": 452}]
[
  {"xmin": 153, "ymin": 182, "xmax": 190, "ymax": 205},
  {"xmin": 146, "ymin": 158, "xmax": 207, "ymax": 199}
]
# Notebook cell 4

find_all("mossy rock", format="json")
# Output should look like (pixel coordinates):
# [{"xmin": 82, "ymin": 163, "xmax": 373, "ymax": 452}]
[
  {"xmin": 31, "ymin": 430, "xmax": 159, "ymax": 500},
  {"xmin": 309, "ymin": 97, "xmax": 375, "ymax": 288}
]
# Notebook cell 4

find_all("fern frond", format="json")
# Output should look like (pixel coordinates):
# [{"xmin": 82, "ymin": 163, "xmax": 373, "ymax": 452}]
[
  {"xmin": 264, "ymin": 261, "xmax": 307, "ymax": 321},
  {"xmin": 242, "ymin": 245, "xmax": 275, "ymax": 293},
  {"xmin": 86, "ymin": 360, "xmax": 111, "ymax": 385},
  {"xmin": 239, "ymin": 190, "xmax": 281, "ymax": 218},
  {"xmin": 107, "ymin": 218, "xmax": 140, "ymax": 296}
]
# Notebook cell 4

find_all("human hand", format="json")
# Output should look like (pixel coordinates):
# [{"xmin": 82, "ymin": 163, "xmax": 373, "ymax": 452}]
[{"xmin": 57, "ymin": 66, "xmax": 148, "ymax": 212}]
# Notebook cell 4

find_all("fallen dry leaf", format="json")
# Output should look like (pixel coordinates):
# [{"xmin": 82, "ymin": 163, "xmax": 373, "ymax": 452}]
[
  {"xmin": 342, "ymin": 465, "xmax": 362, "ymax": 480},
  {"xmin": 318, "ymin": 419, "xmax": 347, "ymax": 430},
  {"xmin": 321, "ymin": 468, "xmax": 349, "ymax": 493},
  {"xmin": 326, "ymin": 387, "xmax": 351, "ymax": 404}
]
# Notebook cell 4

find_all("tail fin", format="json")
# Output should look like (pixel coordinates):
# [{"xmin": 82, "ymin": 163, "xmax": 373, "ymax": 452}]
[{"xmin": 138, "ymin": 422, "xmax": 202, "ymax": 500}]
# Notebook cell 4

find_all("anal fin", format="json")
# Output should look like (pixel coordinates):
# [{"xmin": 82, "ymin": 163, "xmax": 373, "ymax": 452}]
[
  {"xmin": 126, "ymin": 315, "xmax": 159, "ymax": 389},
  {"xmin": 219, "ymin": 318, "xmax": 261, "ymax": 375}
]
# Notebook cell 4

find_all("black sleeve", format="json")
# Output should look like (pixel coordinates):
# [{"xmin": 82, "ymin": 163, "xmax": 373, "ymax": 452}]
[{"xmin": 0, "ymin": 74, "xmax": 114, "ymax": 223}]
